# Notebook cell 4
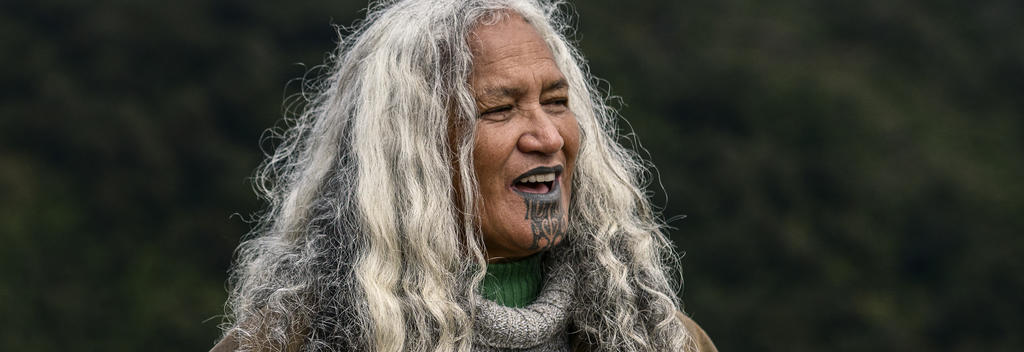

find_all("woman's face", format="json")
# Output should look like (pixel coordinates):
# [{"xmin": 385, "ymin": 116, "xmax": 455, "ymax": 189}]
[{"xmin": 468, "ymin": 14, "xmax": 580, "ymax": 262}]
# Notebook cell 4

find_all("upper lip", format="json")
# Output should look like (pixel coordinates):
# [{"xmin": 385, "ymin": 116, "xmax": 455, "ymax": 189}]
[{"xmin": 513, "ymin": 165, "xmax": 564, "ymax": 184}]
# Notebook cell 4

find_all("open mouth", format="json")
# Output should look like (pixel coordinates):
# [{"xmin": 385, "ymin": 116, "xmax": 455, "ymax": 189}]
[{"xmin": 512, "ymin": 165, "xmax": 563, "ymax": 194}]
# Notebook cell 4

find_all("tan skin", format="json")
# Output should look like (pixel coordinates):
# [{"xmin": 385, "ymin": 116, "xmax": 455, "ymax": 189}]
[{"xmin": 469, "ymin": 14, "xmax": 580, "ymax": 263}]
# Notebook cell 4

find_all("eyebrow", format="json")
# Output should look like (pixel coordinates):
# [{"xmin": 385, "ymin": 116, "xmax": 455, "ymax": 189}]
[
  {"xmin": 480, "ymin": 78, "xmax": 568, "ymax": 99},
  {"xmin": 543, "ymin": 79, "xmax": 568, "ymax": 93}
]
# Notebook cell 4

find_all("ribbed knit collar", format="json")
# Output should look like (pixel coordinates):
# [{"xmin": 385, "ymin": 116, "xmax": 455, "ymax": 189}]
[
  {"xmin": 480, "ymin": 254, "xmax": 544, "ymax": 307},
  {"xmin": 473, "ymin": 253, "xmax": 575, "ymax": 351}
]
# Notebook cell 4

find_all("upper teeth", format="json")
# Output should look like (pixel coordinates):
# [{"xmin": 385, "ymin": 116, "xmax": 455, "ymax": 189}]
[{"xmin": 521, "ymin": 172, "xmax": 556, "ymax": 183}]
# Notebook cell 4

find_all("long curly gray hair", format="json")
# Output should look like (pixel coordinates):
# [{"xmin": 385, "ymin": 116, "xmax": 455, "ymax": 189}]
[{"xmin": 220, "ymin": 0, "xmax": 691, "ymax": 351}]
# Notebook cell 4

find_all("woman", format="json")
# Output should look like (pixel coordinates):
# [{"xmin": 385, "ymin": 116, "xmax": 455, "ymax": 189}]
[{"xmin": 213, "ymin": 0, "xmax": 716, "ymax": 351}]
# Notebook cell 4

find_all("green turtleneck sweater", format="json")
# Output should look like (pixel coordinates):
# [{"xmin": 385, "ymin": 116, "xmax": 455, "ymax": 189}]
[{"xmin": 479, "ymin": 254, "xmax": 543, "ymax": 308}]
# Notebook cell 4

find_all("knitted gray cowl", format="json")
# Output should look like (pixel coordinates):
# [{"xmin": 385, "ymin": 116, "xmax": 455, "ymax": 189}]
[{"xmin": 472, "ymin": 255, "xmax": 575, "ymax": 352}]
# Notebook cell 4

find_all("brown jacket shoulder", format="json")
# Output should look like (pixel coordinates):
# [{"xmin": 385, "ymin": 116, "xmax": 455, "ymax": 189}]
[
  {"xmin": 208, "ymin": 329, "xmax": 303, "ymax": 352},
  {"xmin": 209, "ymin": 332, "xmax": 236, "ymax": 352},
  {"xmin": 676, "ymin": 312, "xmax": 719, "ymax": 352}
]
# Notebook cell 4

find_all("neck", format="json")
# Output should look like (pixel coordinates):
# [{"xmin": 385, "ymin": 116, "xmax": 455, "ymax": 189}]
[{"xmin": 479, "ymin": 253, "xmax": 543, "ymax": 307}]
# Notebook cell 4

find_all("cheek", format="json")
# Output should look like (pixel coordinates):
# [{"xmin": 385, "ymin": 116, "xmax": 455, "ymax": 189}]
[
  {"xmin": 471, "ymin": 126, "xmax": 493, "ymax": 170},
  {"xmin": 471, "ymin": 132, "xmax": 494, "ymax": 181},
  {"xmin": 471, "ymin": 127, "xmax": 512, "ymax": 207}
]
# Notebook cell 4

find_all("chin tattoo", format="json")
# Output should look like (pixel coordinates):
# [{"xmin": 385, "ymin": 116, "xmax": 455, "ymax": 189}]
[{"xmin": 523, "ymin": 197, "xmax": 566, "ymax": 250}]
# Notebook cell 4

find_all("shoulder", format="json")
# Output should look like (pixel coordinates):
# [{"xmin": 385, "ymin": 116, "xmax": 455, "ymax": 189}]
[
  {"xmin": 209, "ymin": 332, "xmax": 237, "ymax": 352},
  {"xmin": 676, "ymin": 312, "xmax": 719, "ymax": 352},
  {"xmin": 208, "ymin": 328, "xmax": 305, "ymax": 352},
  {"xmin": 212, "ymin": 314, "xmax": 718, "ymax": 352}
]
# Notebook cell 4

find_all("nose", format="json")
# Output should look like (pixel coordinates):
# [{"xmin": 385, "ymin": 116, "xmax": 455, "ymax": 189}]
[{"xmin": 516, "ymin": 107, "xmax": 564, "ymax": 155}]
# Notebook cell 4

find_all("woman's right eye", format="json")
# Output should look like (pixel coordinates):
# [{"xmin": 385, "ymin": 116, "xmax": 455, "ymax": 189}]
[{"xmin": 481, "ymin": 105, "xmax": 513, "ymax": 117}]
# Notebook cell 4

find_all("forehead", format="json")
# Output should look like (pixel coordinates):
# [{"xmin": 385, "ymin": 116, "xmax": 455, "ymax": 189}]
[{"xmin": 468, "ymin": 13, "xmax": 563, "ymax": 88}]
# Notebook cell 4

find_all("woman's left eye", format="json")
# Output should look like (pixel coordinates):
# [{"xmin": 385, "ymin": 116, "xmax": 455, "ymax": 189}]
[
  {"xmin": 544, "ymin": 98, "xmax": 568, "ymax": 106},
  {"xmin": 543, "ymin": 98, "xmax": 569, "ymax": 113}
]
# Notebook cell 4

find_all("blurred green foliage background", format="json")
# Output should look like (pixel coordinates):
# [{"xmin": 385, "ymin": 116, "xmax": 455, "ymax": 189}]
[{"xmin": 1, "ymin": 0, "xmax": 1021, "ymax": 351}]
